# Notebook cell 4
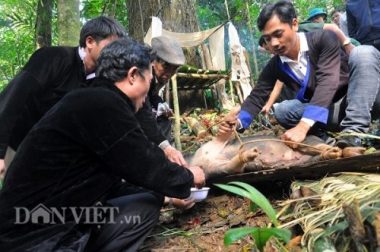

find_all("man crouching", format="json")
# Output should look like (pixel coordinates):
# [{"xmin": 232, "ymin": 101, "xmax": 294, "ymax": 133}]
[{"xmin": 0, "ymin": 39, "xmax": 205, "ymax": 251}]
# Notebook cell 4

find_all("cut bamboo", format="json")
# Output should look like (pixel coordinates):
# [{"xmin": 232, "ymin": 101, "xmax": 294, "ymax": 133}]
[{"xmin": 171, "ymin": 74, "xmax": 182, "ymax": 151}]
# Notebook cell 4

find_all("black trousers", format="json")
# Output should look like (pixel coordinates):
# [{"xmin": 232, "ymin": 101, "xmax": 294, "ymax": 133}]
[{"xmin": 85, "ymin": 186, "xmax": 163, "ymax": 252}]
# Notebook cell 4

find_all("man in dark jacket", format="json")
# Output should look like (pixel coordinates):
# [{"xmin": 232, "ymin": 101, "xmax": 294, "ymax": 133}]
[
  {"xmin": 136, "ymin": 36, "xmax": 185, "ymax": 152},
  {"xmin": 0, "ymin": 16, "xmax": 127, "ymax": 178},
  {"xmin": 347, "ymin": 0, "xmax": 380, "ymax": 51},
  {"xmin": 0, "ymin": 39, "xmax": 205, "ymax": 251},
  {"xmin": 235, "ymin": 1, "xmax": 349, "ymax": 147},
  {"xmin": 221, "ymin": 0, "xmax": 380, "ymax": 150}
]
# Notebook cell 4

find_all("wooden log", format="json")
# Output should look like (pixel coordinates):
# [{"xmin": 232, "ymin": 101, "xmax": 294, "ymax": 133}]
[
  {"xmin": 208, "ymin": 152, "xmax": 380, "ymax": 185},
  {"xmin": 176, "ymin": 73, "xmax": 229, "ymax": 79}
]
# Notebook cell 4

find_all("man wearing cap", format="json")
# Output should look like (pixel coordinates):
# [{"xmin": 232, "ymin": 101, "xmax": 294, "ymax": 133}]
[
  {"xmin": 307, "ymin": 8, "xmax": 327, "ymax": 23},
  {"xmin": 136, "ymin": 36, "xmax": 185, "ymax": 156}
]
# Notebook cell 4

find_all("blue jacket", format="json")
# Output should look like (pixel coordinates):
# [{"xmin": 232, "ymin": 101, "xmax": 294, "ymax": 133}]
[{"xmin": 347, "ymin": 0, "xmax": 380, "ymax": 44}]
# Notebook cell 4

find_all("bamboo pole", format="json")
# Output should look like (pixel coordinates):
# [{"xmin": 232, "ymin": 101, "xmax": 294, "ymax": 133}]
[
  {"xmin": 171, "ymin": 74, "xmax": 182, "ymax": 150},
  {"xmin": 176, "ymin": 73, "xmax": 229, "ymax": 79},
  {"xmin": 246, "ymin": 1, "xmax": 259, "ymax": 82}
]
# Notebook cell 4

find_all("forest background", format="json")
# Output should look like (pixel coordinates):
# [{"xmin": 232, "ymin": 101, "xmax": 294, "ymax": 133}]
[{"xmin": 0, "ymin": 0, "xmax": 345, "ymax": 91}]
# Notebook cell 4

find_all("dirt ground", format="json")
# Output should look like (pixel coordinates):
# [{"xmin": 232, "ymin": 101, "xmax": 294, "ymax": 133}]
[{"xmin": 141, "ymin": 182, "xmax": 291, "ymax": 252}]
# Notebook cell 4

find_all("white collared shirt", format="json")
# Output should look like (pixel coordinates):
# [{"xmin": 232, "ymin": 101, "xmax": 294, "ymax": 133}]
[
  {"xmin": 78, "ymin": 47, "xmax": 96, "ymax": 80},
  {"xmin": 279, "ymin": 32, "xmax": 308, "ymax": 82},
  {"xmin": 279, "ymin": 33, "xmax": 315, "ymax": 127}
]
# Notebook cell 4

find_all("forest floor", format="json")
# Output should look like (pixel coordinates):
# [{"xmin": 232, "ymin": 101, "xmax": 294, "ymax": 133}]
[{"xmin": 141, "ymin": 181, "xmax": 291, "ymax": 252}]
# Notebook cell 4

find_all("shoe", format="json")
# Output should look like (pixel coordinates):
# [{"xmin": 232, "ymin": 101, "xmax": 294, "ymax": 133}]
[{"xmin": 336, "ymin": 136, "xmax": 362, "ymax": 148}]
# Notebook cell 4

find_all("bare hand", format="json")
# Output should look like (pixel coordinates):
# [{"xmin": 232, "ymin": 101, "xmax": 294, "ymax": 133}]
[
  {"xmin": 169, "ymin": 197, "xmax": 195, "ymax": 209},
  {"xmin": 217, "ymin": 106, "xmax": 240, "ymax": 141},
  {"xmin": 164, "ymin": 146, "xmax": 188, "ymax": 166},
  {"xmin": 187, "ymin": 165, "xmax": 206, "ymax": 189},
  {"xmin": 261, "ymin": 104, "xmax": 272, "ymax": 115},
  {"xmin": 281, "ymin": 121, "xmax": 310, "ymax": 149},
  {"xmin": 0, "ymin": 159, "xmax": 5, "ymax": 180}
]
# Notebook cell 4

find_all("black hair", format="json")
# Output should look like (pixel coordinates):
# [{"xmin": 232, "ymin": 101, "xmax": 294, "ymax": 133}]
[
  {"xmin": 96, "ymin": 39, "xmax": 156, "ymax": 82},
  {"xmin": 79, "ymin": 16, "xmax": 127, "ymax": 48},
  {"xmin": 257, "ymin": 0, "xmax": 297, "ymax": 31},
  {"xmin": 258, "ymin": 35, "xmax": 267, "ymax": 47}
]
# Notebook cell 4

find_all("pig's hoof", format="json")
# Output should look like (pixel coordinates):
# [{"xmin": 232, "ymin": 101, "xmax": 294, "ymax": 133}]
[
  {"xmin": 239, "ymin": 148, "xmax": 259, "ymax": 163},
  {"xmin": 342, "ymin": 147, "xmax": 366, "ymax": 158},
  {"xmin": 320, "ymin": 147, "xmax": 342, "ymax": 160}
]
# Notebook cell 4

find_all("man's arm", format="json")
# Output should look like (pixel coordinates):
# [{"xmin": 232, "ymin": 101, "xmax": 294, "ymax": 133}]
[
  {"xmin": 322, "ymin": 23, "xmax": 354, "ymax": 55},
  {"xmin": 135, "ymin": 100, "xmax": 187, "ymax": 166},
  {"xmin": 74, "ymin": 92, "xmax": 203, "ymax": 198},
  {"xmin": 0, "ymin": 47, "xmax": 73, "ymax": 158},
  {"xmin": 0, "ymin": 71, "xmax": 42, "ymax": 158},
  {"xmin": 261, "ymin": 80, "xmax": 284, "ymax": 114},
  {"xmin": 239, "ymin": 58, "xmax": 279, "ymax": 129}
]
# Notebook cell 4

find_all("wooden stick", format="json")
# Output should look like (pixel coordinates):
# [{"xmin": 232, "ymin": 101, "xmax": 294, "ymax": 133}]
[{"xmin": 171, "ymin": 74, "xmax": 182, "ymax": 151}]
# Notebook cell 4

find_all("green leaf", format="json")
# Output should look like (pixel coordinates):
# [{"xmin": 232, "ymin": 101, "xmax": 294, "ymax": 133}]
[
  {"xmin": 221, "ymin": 181, "xmax": 278, "ymax": 226},
  {"xmin": 224, "ymin": 226, "xmax": 258, "ymax": 245},
  {"xmin": 313, "ymin": 236, "xmax": 337, "ymax": 252},
  {"xmin": 251, "ymin": 228, "xmax": 292, "ymax": 251},
  {"xmin": 224, "ymin": 227, "xmax": 291, "ymax": 249}
]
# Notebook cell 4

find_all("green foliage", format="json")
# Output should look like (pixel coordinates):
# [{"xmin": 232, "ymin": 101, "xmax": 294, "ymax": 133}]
[
  {"xmin": 215, "ymin": 181, "xmax": 291, "ymax": 250},
  {"xmin": 0, "ymin": 0, "xmax": 38, "ymax": 89},
  {"xmin": 224, "ymin": 227, "xmax": 291, "ymax": 250},
  {"xmin": 81, "ymin": 0, "xmax": 128, "ymax": 29}
]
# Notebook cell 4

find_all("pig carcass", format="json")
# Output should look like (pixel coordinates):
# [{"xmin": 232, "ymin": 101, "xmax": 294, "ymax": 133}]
[{"xmin": 190, "ymin": 134, "xmax": 343, "ymax": 178}]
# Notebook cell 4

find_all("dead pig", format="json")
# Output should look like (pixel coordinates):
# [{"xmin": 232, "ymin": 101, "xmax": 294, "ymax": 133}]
[{"xmin": 189, "ymin": 134, "xmax": 342, "ymax": 178}]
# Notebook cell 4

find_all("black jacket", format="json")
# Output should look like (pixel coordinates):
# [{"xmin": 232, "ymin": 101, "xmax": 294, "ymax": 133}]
[
  {"xmin": 0, "ymin": 46, "xmax": 88, "ymax": 158},
  {"xmin": 0, "ymin": 47, "xmax": 167, "ymax": 158},
  {"xmin": 0, "ymin": 78, "xmax": 193, "ymax": 251}
]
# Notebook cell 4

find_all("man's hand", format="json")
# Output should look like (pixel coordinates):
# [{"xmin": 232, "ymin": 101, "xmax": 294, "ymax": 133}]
[
  {"xmin": 187, "ymin": 165, "xmax": 206, "ymax": 189},
  {"xmin": 157, "ymin": 102, "xmax": 173, "ymax": 118},
  {"xmin": 261, "ymin": 104, "xmax": 272, "ymax": 115},
  {"xmin": 281, "ymin": 121, "xmax": 310, "ymax": 149},
  {"xmin": 164, "ymin": 145, "xmax": 188, "ymax": 166},
  {"xmin": 0, "ymin": 159, "xmax": 5, "ymax": 180},
  {"xmin": 165, "ymin": 197, "xmax": 195, "ymax": 209},
  {"xmin": 217, "ymin": 106, "xmax": 240, "ymax": 141}
]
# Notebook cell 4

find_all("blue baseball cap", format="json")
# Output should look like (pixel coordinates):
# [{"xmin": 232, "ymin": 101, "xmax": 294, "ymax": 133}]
[{"xmin": 307, "ymin": 8, "xmax": 327, "ymax": 21}]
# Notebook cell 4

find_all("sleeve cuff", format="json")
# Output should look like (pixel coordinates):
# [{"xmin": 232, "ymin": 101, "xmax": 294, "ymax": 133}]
[
  {"xmin": 301, "ymin": 118, "xmax": 316, "ymax": 127},
  {"xmin": 303, "ymin": 105, "xmax": 328, "ymax": 124},
  {"xmin": 238, "ymin": 110, "xmax": 254, "ymax": 129},
  {"xmin": 158, "ymin": 140, "xmax": 171, "ymax": 150}
]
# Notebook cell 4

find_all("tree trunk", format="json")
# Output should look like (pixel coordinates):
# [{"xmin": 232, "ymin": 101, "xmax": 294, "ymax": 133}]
[
  {"xmin": 127, "ymin": 0, "xmax": 201, "ymax": 67},
  {"xmin": 35, "ymin": 0, "xmax": 52, "ymax": 48},
  {"xmin": 57, "ymin": 0, "xmax": 80, "ymax": 46}
]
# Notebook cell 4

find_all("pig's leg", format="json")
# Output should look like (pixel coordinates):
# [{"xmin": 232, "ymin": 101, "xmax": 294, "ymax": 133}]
[
  {"xmin": 298, "ymin": 143, "xmax": 342, "ymax": 160},
  {"xmin": 199, "ymin": 147, "xmax": 259, "ymax": 177},
  {"xmin": 297, "ymin": 136, "xmax": 342, "ymax": 160}
]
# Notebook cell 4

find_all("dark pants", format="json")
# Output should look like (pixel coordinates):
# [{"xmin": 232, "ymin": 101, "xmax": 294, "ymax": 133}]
[{"xmin": 85, "ymin": 188, "xmax": 163, "ymax": 252}]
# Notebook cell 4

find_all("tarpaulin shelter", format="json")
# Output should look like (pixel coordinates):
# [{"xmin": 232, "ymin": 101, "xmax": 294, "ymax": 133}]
[{"xmin": 144, "ymin": 17, "xmax": 252, "ymax": 149}]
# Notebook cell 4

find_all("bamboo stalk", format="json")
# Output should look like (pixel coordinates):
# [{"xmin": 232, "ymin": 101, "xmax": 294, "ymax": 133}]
[
  {"xmin": 171, "ymin": 74, "xmax": 182, "ymax": 151},
  {"xmin": 176, "ymin": 73, "xmax": 229, "ymax": 79}
]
